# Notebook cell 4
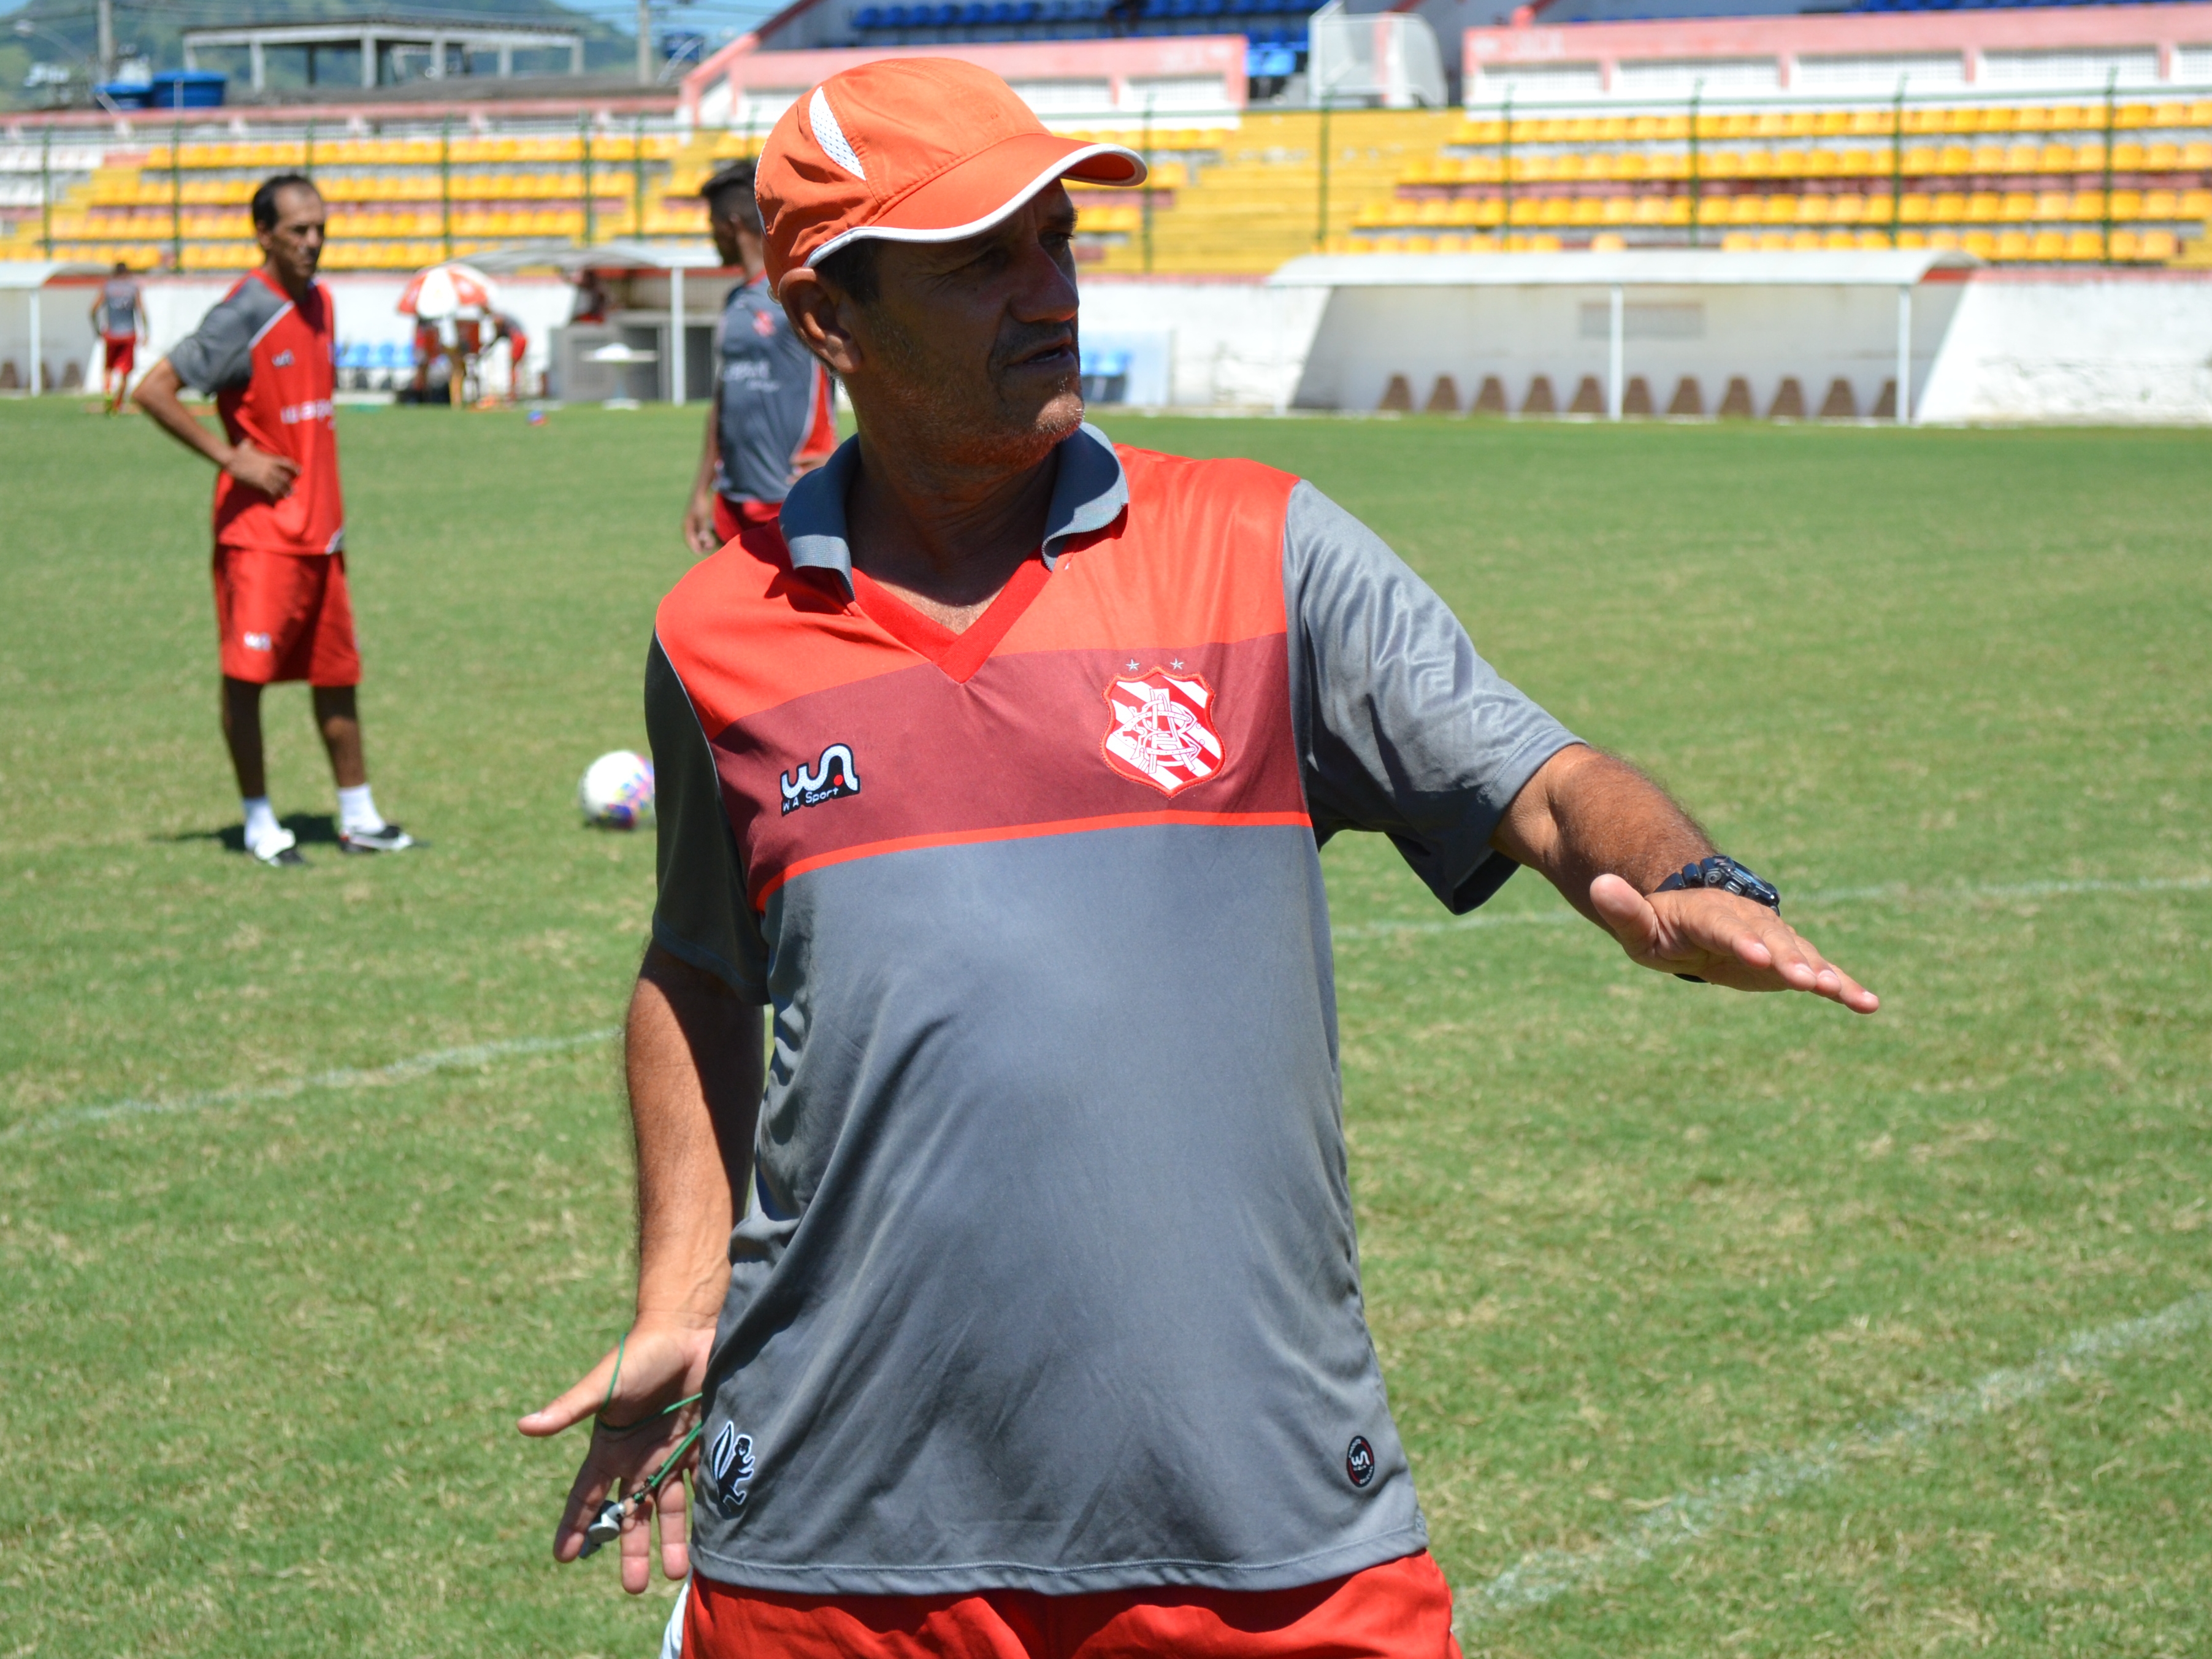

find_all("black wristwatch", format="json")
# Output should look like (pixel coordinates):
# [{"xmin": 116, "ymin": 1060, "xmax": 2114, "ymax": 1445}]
[
  {"xmin": 1651, "ymin": 856, "xmax": 1780, "ymax": 983},
  {"xmin": 1654, "ymin": 854, "xmax": 1781, "ymax": 911}
]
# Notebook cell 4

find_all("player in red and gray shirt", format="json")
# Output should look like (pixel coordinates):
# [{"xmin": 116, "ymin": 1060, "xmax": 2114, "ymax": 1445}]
[
  {"xmin": 136, "ymin": 174, "xmax": 413, "ymax": 867},
  {"xmin": 90, "ymin": 262, "xmax": 143, "ymax": 415},
  {"xmin": 681, "ymin": 159, "xmax": 836, "ymax": 556},
  {"xmin": 525, "ymin": 60, "xmax": 1878, "ymax": 1659}
]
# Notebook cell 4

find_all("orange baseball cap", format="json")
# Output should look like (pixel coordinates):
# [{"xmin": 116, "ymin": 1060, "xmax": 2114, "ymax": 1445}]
[{"xmin": 755, "ymin": 57, "xmax": 1146, "ymax": 286}]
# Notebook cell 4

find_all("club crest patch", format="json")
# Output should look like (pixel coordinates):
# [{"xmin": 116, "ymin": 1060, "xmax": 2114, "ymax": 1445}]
[{"xmin": 1101, "ymin": 667, "xmax": 1225, "ymax": 797}]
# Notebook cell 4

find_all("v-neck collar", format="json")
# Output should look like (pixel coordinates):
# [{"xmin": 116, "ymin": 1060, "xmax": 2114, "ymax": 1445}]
[
  {"xmin": 850, "ymin": 556, "xmax": 1053, "ymax": 684},
  {"xmin": 779, "ymin": 422, "xmax": 1127, "ymax": 599},
  {"xmin": 777, "ymin": 421, "xmax": 1127, "ymax": 686}
]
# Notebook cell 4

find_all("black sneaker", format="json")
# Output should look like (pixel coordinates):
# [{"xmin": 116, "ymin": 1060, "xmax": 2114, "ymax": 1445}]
[
  {"xmin": 251, "ymin": 829, "xmax": 306, "ymax": 867},
  {"xmin": 340, "ymin": 823, "xmax": 416, "ymax": 854}
]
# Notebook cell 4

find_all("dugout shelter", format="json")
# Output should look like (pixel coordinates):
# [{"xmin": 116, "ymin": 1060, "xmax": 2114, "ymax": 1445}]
[
  {"xmin": 0, "ymin": 260, "xmax": 110, "ymax": 394},
  {"xmin": 1271, "ymin": 246, "xmax": 1980, "ymax": 421}
]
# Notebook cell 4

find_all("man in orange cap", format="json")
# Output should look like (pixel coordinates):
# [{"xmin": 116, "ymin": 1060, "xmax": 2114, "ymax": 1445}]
[{"xmin": 522, "ymin": 57, "xmax": 1877, "ymax": 1659}]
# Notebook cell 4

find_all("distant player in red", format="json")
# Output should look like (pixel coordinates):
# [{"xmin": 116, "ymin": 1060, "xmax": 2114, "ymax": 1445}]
[
  {"xmin": 91, "ymin": 261, "xmax": 143, "ymax": 415},
  {"xmin": 134, "ymin": 173, "xmax": 414, "ymax": 868},
  {"xmin": 490, "ymin": 310, "xmax": 532, "ymax": 400}
]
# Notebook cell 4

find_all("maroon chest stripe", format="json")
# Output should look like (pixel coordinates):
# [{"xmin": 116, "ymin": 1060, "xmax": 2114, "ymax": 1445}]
[{"xmin": 713, "ymin": 633, "xmax": 1306, "ymax": 910}]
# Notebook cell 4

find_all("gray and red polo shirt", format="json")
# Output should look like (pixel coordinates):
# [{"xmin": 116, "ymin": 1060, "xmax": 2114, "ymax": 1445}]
[
  {"xmin": 712, "ymin": 275, "xmax": 835, "ymax": 508},
  {"xmin": 646, "ymin": 423, "xmax": 1577, "ymax": 1596}
]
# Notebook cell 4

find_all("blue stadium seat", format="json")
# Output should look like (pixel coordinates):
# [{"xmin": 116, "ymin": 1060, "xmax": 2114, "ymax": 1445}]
[
  {"xmin": 928, "ymin": 4, "xmax": 958, "ymax": 25},
  {"xmin": 854, "ymin": 6, "xmax": 883, "ymax": 26},
  {"xmin": 1195, "ymin": 0, "xmax": 1227, "ymax": 17}
]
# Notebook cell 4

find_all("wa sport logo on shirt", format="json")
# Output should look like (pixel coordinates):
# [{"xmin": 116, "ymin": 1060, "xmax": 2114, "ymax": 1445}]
[
  {"xmin": 1101, "ymin": 666, "xmax": 1227, "ymax": 797},
  {"xmin": 1345, "ymin": 1435, "xmax": 1377, "ymax": 1488},
  {"xmin": 780, "ymin": 742, "xmax": 861, "ymax": 814}
]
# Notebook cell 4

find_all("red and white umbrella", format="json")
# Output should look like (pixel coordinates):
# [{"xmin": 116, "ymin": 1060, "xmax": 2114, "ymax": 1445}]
[{"xmin": 397, "ymin": 262, "xmax": 497, "ymax": 320}]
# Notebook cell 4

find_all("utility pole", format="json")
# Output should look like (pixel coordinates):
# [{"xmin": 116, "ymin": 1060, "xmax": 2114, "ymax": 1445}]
[
  {"xmin": 638, "ymin": 0, "xmax": 653, "ymax": 85},
  {"xmin": 2100, "ymin": 65, "xmax": 2118, "ymax": 265},
  {"xmin": 1686, "ymin": 80, "xmax": 1702, "ymax": 250},
  {"xmin": 1141, "ymin": 91, "xmax": 1154, "ymax": 273},
  {"xmin": 1889, "ymin": 78, "xmax": 1905, "ymax": 248},
  {"xmin": 40, "ymin": 125, "xmax": 53, "ymax": 257},
  {"xmin": 96, "ymin": 0, "xmax": 114, "ymax": 86}
]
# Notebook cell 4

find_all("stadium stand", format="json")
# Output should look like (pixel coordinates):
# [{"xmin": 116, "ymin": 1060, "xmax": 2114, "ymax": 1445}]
[
  {"xmin": 4, "ymin": 4, "xmax": 2209, "ymax": 274},
  {"xmin": 0, "ymin": 123, "xmax": 746, "ymax": 271}
]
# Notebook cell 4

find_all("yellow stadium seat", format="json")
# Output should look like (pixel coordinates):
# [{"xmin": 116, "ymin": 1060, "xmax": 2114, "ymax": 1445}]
[
  {"xmin": 2063, "ymin": 229, "xmax": 2102, "ymax": 260},
  {"xmin": 2116, "ymin": 102, "xmax": 2154, "ymax": 129},
  {"xmin": 1632, "ymin": 197, "xmax": 1667, "ymax": 226},
  {"xmin": 1601, "ymin": 196, "xmax": 1635, "ymax": 225},
  {"xmin": 2072, "ymin": 142, "xmax": 2106, "ymax": 170},
  {"xmin": 1763, "ymin": 194, "xmax": 1799, "ymax": 224},
  {"xmin": 1898, "ymin": 193, "xmax": 1932, "ymax": 223},
  {"xmin": 2108, "ymin": 228, "xmax": 2141, "ymax": 260},
  {"xmin": 1960, "ymin": 229, "xmax": 1996, "ymax": 258},
  {"xmin": 1997, "ymin": 191, "xmax": 2034, "ymax": 221},
  {"xmin": 1570, "ymin": 199, "xmax": 1603, "ymax": 226},
  {"xmin": 2140, "ymin": 229, "xmax": 2177, "ymax": 260},
  {"xmin": 2183, "ymin": 190, "xmax": 2212, "ymax": 216},
  {"xmin": 2030, "ymin": 229, "xmax": 2067, "ymax": 259},
  {"xmin": 2141, "ymin": 189, "xmax": 2178, "ymax": 219},
  {"xmin": 2111, "ymin": 189, "xmax": 2143, "ymax": 217},
  {"xmin": 1820, "ymin": 229, "xmax": 1854, "ymax": 249},
  {"xmin": 1721, "ymin": 230, "xmax": 1758, "ymax": 251},
  {"xmin": 2186, "ymin": 142, "xmax": 2212, "ymax": 170},
  {"xmin": 2111, "ymin": 142, "xmax": 2146, "ymax": 169},
  {"xmin": 2032, "ymin": 190, "xmax": 2068, "ymax": 220}
]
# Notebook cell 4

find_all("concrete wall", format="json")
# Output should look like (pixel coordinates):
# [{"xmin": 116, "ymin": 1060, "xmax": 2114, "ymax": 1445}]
[
  {"xmin": 1078, "ymin": 277, "xmax": 1330, "ymax": 410},
  {"xmin": 0, "ymin": 272, "xmax": 583, "ymax": 399},
  {"xmin": 1919, "ymin": 272, "xmax": 2212, "ymax": 423}
]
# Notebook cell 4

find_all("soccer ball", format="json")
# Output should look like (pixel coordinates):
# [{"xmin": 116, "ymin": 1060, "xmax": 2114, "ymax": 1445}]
[{"xmin": 579, "ymin": 750, "xmax": 654, "ymax": 829}]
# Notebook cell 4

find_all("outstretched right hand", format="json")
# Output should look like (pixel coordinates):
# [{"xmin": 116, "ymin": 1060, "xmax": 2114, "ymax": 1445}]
[
  {"xmin": 224, "ymin": 440, "xmax": 301, "ymax": 500},
  {"xmin": 518, "ymin": 1317, "xmax": 716, "ymax": 1595}
]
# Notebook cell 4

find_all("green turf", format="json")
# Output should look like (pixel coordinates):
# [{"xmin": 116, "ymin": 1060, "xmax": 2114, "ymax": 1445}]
[{"xmin": 2, "ymin": 399, "xmax": 2207, "ymax": 1658}]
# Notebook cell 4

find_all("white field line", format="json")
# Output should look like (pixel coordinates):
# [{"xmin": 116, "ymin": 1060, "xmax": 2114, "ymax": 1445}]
[
  {"xmin": 1335, "ymin": 873, "xmax": 2211, "ymax": 943},
  {"xmin": 1456, "ymin": 1287, "xmax": 2212, "ymax": 1631},
  {"xmin": 12, "ymin": 874, "xmax": 2206, "ymax": 1138},
  {"xmin": 1, "ymin": 1029, "xmax": 620, "ymax": 1143}
]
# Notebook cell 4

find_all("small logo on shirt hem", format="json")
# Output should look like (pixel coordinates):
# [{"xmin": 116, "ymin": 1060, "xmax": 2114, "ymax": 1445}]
[
  {"xmin": 708, "ymin": 1423, "xmax": 756, "ymax": 1512},
  {"xmin": 242, "ymin": 631, "xmax": 274, "ymax": 652},
  {"xmin": 1345, "ymin": 1435, "xmax": 1377, "ymax": 1489},
  {"xmin": 780, "ymin": 743, "xmax": 861, "ymax": 814}
]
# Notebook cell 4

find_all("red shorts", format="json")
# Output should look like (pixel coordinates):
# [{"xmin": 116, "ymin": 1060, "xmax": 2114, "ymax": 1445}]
[
  {"xmin": 212, "ymin": 545, "xmax": 361, "ymax": 686},
  {"xmin": 104, "ymin": 334, "xmax": 136, "ymax": 377},
  {"xmin": 712, "ymin": 493, "xmax": 784, "ymax": 545},
  {"xmin": 683, "ymin": 1550, "xmax": 1461, "ymax": 1659}
]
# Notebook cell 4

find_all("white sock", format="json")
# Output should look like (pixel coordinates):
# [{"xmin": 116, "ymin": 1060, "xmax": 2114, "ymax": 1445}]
[
  {"xmin": 242, "ymin": 796, "xmax": 284, "ymax": 853},
  {"xmin": 337, "ymin": 783, "xmax": 385, "ymax": 835}
]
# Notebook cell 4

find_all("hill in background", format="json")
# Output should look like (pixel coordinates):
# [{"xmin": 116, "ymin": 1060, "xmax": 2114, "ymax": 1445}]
[{"xmin": 1, "ymin": 0, "xmax": 646, "ymax": 113}]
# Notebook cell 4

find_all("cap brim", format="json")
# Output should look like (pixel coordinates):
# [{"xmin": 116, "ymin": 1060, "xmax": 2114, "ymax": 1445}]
[{"xmin": 808, "ymin": 133, "xmax": 1146, "ymax": 266}]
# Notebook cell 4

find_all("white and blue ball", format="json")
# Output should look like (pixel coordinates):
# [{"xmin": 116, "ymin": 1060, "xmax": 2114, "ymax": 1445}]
[{"xmin": 579, "ymin": 749, "xmax": 655, "ymax": 829}]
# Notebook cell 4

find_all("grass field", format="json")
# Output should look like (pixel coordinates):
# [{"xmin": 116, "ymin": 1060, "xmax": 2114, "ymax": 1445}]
[{"xmin": 2, "ymin": 396, "xmax": 2208, "ymax": 1659}]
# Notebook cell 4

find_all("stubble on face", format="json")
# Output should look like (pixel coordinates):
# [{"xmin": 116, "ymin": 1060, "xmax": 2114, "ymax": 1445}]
[{"xmin": 851, "ymin": 193, "xmax": 1087, "ymax": 477}]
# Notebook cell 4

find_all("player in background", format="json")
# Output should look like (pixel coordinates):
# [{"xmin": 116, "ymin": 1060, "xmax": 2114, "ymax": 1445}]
[
  {"xmin": 134, "ymin": 173, "xmax": 413, "ymax": 868},
  {"xmin": 91, "ymin": 261, "xmax": 144, "ymax": 415},
  {"xmin": 679, "ymin": 159, "xmax": 836, "ymax": 556},
  {"xmin": 489, "ymin": 310, "xmax": 532, "ymax": 400}
]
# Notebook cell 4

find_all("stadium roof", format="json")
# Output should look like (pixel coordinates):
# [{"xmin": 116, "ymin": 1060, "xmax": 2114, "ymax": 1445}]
[
  {"xmin": 1268, "ymin": 249, "xmax": 1981, "ymax": 288},
  {"xmin": 470, "ymin": 240, "xmax": 723, "ymax": 272}
]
